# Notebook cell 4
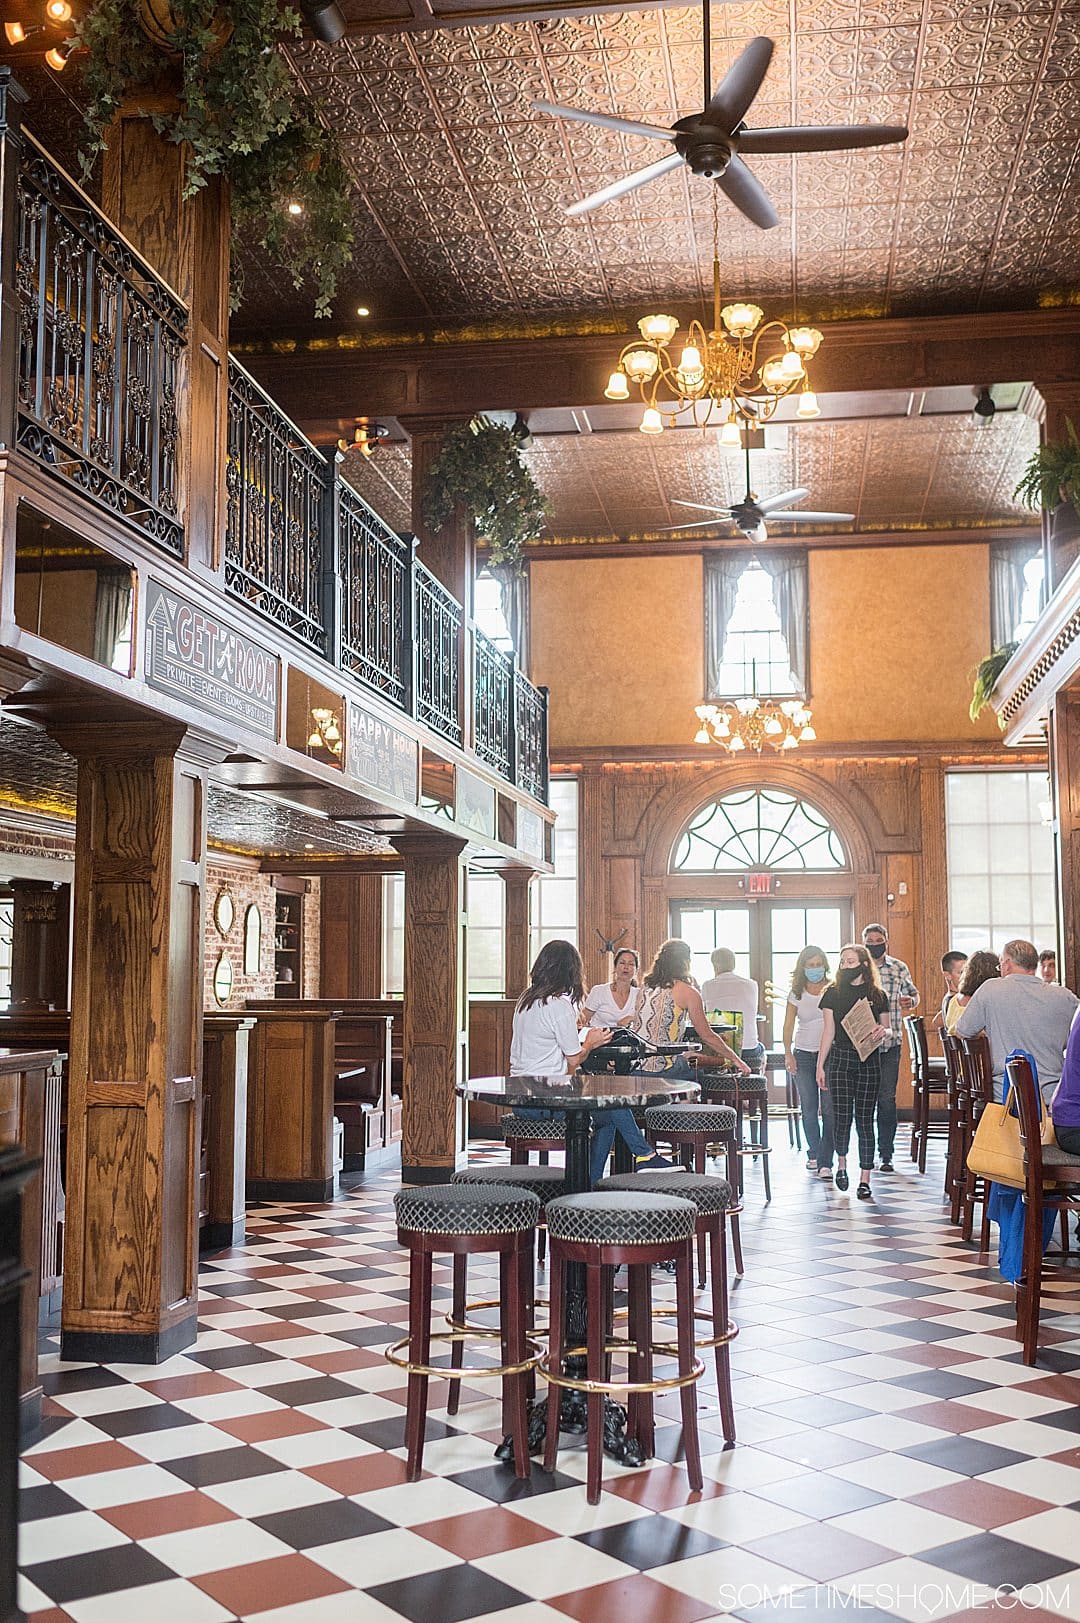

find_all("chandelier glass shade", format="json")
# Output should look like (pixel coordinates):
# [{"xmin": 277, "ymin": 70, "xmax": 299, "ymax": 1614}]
[{"xmin": 694, "ymin": 698, "xmax": 816, "ymax": 754}]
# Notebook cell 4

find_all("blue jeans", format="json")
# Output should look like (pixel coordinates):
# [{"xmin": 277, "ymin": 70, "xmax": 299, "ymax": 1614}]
[
  {"xmin": 793, "ymin": 1049, "xmax": 834, "ymax": 1167},
  {"xmin": 876, "ymin": 1045, "xmax": 901, "ymax": 1162},
  {"xmin": 742, "ymin": 1043, "xmax": 766, "ymax": 1071},
  {"xmin": 511, "ymin": 1106, "xmax": 653, "ymax": 1186}
]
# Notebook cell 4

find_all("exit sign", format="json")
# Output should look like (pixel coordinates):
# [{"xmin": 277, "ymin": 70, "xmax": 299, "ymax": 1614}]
[{"xmin": 746, "ymin": 873, "xmax": 772, "ymax": 896}]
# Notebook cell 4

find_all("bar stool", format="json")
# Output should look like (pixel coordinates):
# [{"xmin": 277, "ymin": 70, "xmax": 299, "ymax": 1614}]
[
  {"xmin": 598, "ymin": 1169, "xmax": 737, "ymax": 1444},
  {"xmin": 390, "ymin": 1183, "xmax": 541, "ymax": 1479},
  {"xmin": 696, "ymin": 1069, "xmax": 772, "ymax": 1201},
  {"xmin": 542, "ymin": 1191, "xmax": 704, "ymax": 1504},
  {"xmin": 502, "ymin": 1113, "xmax": 566, "ymax": 1165},
  {"xmin": 643, "ymin": 1102, "xmax": 744, "ymax": 1277},
  {"xmin": 445, "ymin": 1163, "xmax": 566, "ymax": 1412},
  {"xmin": 905, "ymin": 1015, "xmax": 949, "ymax": 1174}
]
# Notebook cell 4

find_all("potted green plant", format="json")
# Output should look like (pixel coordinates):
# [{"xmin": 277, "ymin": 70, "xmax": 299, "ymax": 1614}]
[
  {"xmin": 423, "ymin": 416, "xmax": 549, "ymax": 571},
  {"xmin": 1014, "ymin": 419, "xmax": 1080, "ymax": 569},
  {"xmin": 74, "ymin": 0, "xmax": 353, "ymax": 316},
  {"xmin": 969, "ymin": 642, "xmax": 1018, "ymax": 724}
]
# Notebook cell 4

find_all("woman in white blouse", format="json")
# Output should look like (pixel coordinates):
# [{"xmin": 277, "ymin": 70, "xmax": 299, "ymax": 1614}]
[
  {"xmin": 580, "ymin": 948, "xmax": 640, "ymax": 1029},
  {"xmin": 782, "ymin": 944, "xmax": 834, "ymax": 1178}
]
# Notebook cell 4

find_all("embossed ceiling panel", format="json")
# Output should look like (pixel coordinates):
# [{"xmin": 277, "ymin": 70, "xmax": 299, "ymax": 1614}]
[
  {"xmin": 217, "ymin": 0, "xmax": 1080, "ymax": 330},
  {"xmin": 339, "ymin": 408, "xmax": 1039, "ymax": 540}
]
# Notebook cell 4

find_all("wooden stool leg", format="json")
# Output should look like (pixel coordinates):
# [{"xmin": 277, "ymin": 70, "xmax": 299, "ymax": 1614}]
[
  {"xmin": 979, "ymin": 1179, "xmax": 992, "ymax": 1253},
  {"xmin": 405, "ymin": 1247, "xmax": 433, "ymax": 1481},
  {"xmin": 712, "ymin": 1217, "xmax": 736, "ymax": 1444},
  {"xmin": 918, "ymin": 1086, "xmax": 930, "ymax": 1174},
  {"xmin": 724, "ymin": 1134, "xmax": 745, "ymax": 1276},
  {"xmin": 693, "ymin": 1139, "xmax": 707, "ymax": 1287},
  {"xmin": 511, "ymin": 1146, "xmax": 527, "ymax": 1165},
  {"xmin": 627, "ymin": 1260, "xmax": 652, "ymax": 1459},
  {"xmin": 502, "ymin": 1243, "xmax": 531, "ymax": 1479},
  {"xmin": 586, "ymin": 1260, "xmax": 605, "ymax": 1505},
  {"xmin": 1021, "ymin": 1199, "xmax": 1045, "ymax": 1365},
  {"xmin": 675, "ymin": 1238, "xmax": 703, "ymax": 1492},
  {"xmin": 961, "ymin": 1165, "xmax": 976, "ymax": 1242},
  {"xmin": 1060, "ymin": 1208, "xmax": 1070, "ymax": 1255},
  {"xmin": 543, "ymin": 1246, "xmax": 565, "ymax": 1474},
  {"xmin": 757, "ymin": 1099, "xmax": 772, "ymax": 1202},
  {"xmin": 446, "ymin": 1253, "xmax": 466, "ymax": 1415},
  {"xmin": 537, "ymin": 1223, "xmax": 547, "ymax": 1266}
]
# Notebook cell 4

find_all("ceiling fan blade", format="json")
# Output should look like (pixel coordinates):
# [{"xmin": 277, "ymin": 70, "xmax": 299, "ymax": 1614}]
[
  {"xmin": 532, "ymin": 101, "xmax": 677, "ymax": 141},
  {"xmin": 565, "ymin": 152, "xmax": 684, "ymax": 217},
  {"xmin": 716, "ymin": 154, "xmax": 778, "ymax": 230},
  {"xmin": 671, "ymin": 499, "xmax": 731, "ymax": 515},
  {"xmin": 659, "ymin": 518, "xmax": 734, "ymax": 532},
  {"xmin": 738, "ymin": 123, "xmax": 909, "ymax": 155},
  {"xmin": 701, "ymin": 35, "xmax": 774, "ymax": 132},
  {"xmin": 766, "ymin": 511, "xmax": 857, "ymax": 523},
  {"xmin": 757, "ymin": 488, "xmax": 809, "ymax": 513}
]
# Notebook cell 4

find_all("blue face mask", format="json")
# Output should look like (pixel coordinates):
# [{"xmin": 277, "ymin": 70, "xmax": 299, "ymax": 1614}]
[{"xmin": 805, "ymin": 966, "xmax": 826, "ymax": 984}]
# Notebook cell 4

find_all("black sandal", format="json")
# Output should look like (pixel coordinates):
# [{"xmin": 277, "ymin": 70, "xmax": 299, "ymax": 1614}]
[
  {"xmin": 856, "ymin": 1182, "xmax": 872, "ymax": 1200},
  {"xmin": 834, "ymin": 1169, "xmax": 849, "ymax": 1191}
]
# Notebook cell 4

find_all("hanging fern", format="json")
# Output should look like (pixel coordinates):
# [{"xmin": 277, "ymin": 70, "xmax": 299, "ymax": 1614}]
[
  {"xmin": 423, "ymin": 417, "xmax": 549, "ymax": 571},
  {"xmin": 1014, "ymin": 419, "xmax": 1080, "ymax": 515},
  {"xmin": 969, "ymin": 642, "xmax": 1018, "ymax": 724}
]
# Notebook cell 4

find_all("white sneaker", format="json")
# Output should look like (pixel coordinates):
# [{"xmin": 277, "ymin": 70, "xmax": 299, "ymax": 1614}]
[{"xmin": 818, "ymin": 1165, "xmax": 834, "ymax": 1179}]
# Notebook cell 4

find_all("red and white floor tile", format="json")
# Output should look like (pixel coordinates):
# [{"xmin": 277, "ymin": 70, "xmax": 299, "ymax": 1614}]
[{"xmin": 18, "ymin": 1139, "xmax": 1080, "ymax": 1622}]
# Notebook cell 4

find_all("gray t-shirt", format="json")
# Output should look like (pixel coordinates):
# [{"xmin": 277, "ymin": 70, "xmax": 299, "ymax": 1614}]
[{"xmin": 955, "ymin": 974, "xmax": 1079, "ymax": 1098}]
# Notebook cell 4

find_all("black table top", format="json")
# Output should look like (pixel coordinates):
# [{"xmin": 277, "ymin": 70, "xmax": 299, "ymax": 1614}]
[{"xmin": 458, "ymin": 1074, "xmax": 701, "ymax": 1110}]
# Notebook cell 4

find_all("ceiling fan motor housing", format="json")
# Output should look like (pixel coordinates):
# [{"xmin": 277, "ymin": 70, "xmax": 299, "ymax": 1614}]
[{"xmin": 673, "ymin": 122, "xmax": 734, "ymax": 179}]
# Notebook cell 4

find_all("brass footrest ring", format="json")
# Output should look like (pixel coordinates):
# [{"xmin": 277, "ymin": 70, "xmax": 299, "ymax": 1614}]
[
  {"xmin": 446, "ymin": 1299, "xmax": 549, "ymax": 1338},
  {"xmin": 656, "ymin": 1307, "xmax": 739, "ymax": 1349},
  {"xmin": 540, "ymin": 1341, "xmax": 705, "ymax": 1397},
  {"xmin": 385, "ymin": 1329, "xmax": 542, "ymax": 1380}
]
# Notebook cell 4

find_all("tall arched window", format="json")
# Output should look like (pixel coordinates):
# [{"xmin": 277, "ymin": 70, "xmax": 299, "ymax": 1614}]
[{"xmin": 673, "ymin": 789, "xmax": 847, "ymax": 873}]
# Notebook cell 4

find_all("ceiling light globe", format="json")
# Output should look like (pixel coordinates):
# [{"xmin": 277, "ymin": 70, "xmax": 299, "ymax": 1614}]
[
  {"xmin": 45, "ymin": 0, "xmax": 72, "ymax": 18},
  {"xmin": 714, "ymin": 717, "xmax": 730, "ymax": 738},
  {"xmin": 694, "ymin": 727, "xmax": 711, "ymax": 744},
  {"xmin": 638, "ymin": 314, "xmax": 679, "ymax": 344},
  {"xmin": 796, "ymin": 390, "xmax": 820, "ymax": 419},
  {"xmin": 639, "ymin": 407, "xmax": 664, "ymax": 435},
  {"xmin": 721, "ymin": 303, "xmax": 762, "ymax": 338},
  {"xmin": 624, "ymin": 349, "xmax": 659, "ymax": 381},
  {"xmin": 760, "ymin": 358, "xmax": 787, "ymax": 392},
  {"xmin": 719, "ymin": 419, "xmax": 741, "ymax": 448},
  {"xmin": 728, "ymin": 734, "xmax": 746, "ymax": 752},
  {"xmin": 789, "ymin": 326, "xmax": 822, "ymax": 357},
  {"xmin": 780, "ymin": 349, "xmax": 804, "ymax": 379},
  {"xmin": 764, "ymin": 715, "xmax": 783, "ymax": 735},
  {"xmin": 781, "ymin": 734, "xmax": 798, "ymax": 749},
  {"xmin": 604, "ymin": 371, "xmax": 630, "ymax": 401},
  {"xmin": 679, "ymin": 345, "xmax": 702, "ymax": 373},
  {"xmin": 799, "ymin": 725, "xmax": 816, "ymax": 742}
]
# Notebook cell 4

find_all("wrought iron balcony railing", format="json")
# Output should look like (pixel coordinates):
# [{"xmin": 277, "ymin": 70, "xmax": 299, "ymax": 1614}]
[{"xmin": 0, "ymin": 93, "xmax": 548, "ymax": 808}]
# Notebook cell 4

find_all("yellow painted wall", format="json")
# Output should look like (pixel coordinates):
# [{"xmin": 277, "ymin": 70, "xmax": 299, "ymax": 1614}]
[{"xmin": 531, "ymin": 543, "xmax": 1001, "ymax": 748}]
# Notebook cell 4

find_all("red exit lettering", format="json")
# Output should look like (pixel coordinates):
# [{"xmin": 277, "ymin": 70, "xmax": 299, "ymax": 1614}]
[{"xmin": 746, "ymin": 873, "xmax": 772, "ymax": 896}]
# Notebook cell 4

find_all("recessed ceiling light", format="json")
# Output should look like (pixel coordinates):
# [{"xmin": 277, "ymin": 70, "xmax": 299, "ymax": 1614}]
[
  {"xmin": 287, "ymin": 201, "xmax": 303, "ymax": 217},
  {"xmin": 304, "ymin": 842, "xmax": 315, "ymax": 849},
  {"xmin": 356, "ymin": 306, "xmax": 370, "ymax": 317}
]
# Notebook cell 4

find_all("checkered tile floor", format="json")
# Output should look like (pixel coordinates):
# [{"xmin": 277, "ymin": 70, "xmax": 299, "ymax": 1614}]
[{"xmin": 18, "ymin": 1139, "xmax": 1080, "ymax": 1622}]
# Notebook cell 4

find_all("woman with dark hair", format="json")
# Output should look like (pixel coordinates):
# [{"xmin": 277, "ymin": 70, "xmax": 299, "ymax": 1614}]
[
  {"xmin": 943, "ymin": 949, "xmax": 1000, "ymax": 1034},
  {"xmin": 783, "ymin": 944, "xmax": 834, "ymax": 1178},
  {"xmin": 817, "ymin": 944, "xmax": 890, "ymax": 1200},
  {"xmin": 510, "ymin": 939, "xmax": 670, "ymax": 1184},
  {"xmin": 633, "ymin": 939, "xmax": 749, "ymax": 1079},
  {"xmin": 581, "ymin": 947, "xmax": 641, "ymax": 1029}
]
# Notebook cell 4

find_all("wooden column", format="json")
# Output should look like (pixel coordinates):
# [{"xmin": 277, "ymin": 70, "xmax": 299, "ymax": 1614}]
[
  {"xmin": 50, "ymin": 721, "xmax": 215, "ymax": 1363},
  {"xmin": 578, "ymin": 766, "xmax": 606, "ymax": 984},
  {"xmin": 1051, "ymin": 691, "xmax": 1080, "ymax": 988},
  {"xmin": 391, "ymin": 832, "xmax": 469, "ymax": 1181},
  {"xmin": 500, "ymin": 866, "xmax": 535, "ymax": 1000},
  {"xmin": 319, "ymin": 873, "xmax": 387, "ymax": 997},
  {"xmin": 245, "ymin": 1009, "xmax": 338, "ymax": 1201},
  {"xmin": 7, "ymin": 881, "xmax": 69, "ymax": 1011},
  {"xmin": 102, "ymin": 101, "xmax": 231, "ymax": 581}
]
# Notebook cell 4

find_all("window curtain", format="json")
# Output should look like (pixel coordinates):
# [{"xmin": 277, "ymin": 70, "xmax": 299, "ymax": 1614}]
[
  {"xmin": 490, "ymin": 560, "xmax": 531, "ymax": 675},
  {"xmin": 990, "ymin": 540, "xmax": 1042, "ymax": 649},
  {"xmin": 704, "ymin": 553, "xmax": 748, "ymax": 699},
  {"xmin": 755, "ymin": 548, "xmax": 809, "ymax": 695},
  {"xmin": 91, "ymin": 568, "xmax": 133, "ymax": 667}
]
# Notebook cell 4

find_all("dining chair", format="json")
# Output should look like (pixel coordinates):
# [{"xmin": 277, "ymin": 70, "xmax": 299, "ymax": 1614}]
[{"xmin": 1005, "ymin": 1054, "xmax": 1080, "ymax": 1365}]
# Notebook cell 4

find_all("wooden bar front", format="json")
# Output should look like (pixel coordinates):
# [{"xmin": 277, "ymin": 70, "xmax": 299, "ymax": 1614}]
[
  {"xmin": 201, "ymin": 1015, "xmax": 254, "ymax": 1250},
  {"xmin": 0, "ymin": 1047, "xmax": 59, "ymax": 1437},
  {"xmin": 245, "ymin": 1009, "xmax": 339, "ymax": 1201}
]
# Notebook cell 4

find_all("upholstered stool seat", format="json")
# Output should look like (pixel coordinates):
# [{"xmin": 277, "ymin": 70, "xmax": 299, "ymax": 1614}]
[
  {"xmin": 643, "ymin": 1103, "xmax": 744, "ymax": 1275},
  {"xmin": 733, "ymin": 1073, "xmax": 768, "ymax": 1094},
  {"xmin": 391, "ymin": 1183, "xmax": 540, "ymax": 1481},
  {"xmin": 502, "ymin": 1114, "xmax": 566, "ymax": 1144},
  {"xmin": 598, "ymin": 1172, "xmax": 738, "ymax": 1442},
  {"xmin": 453, "ymin": 1164, "xmax": 567, "ymax": 1198},
  {"xmin": 695, "ymin": 1074, "xmax": 772, "ymax": 1203},
  {"xmin": 645, "ymin": 1104, "xmax": 737, "ymax": 1137},
  {"xmin": 541, "ymin": 1191, "xmax": 704, "ymax": 1503}
]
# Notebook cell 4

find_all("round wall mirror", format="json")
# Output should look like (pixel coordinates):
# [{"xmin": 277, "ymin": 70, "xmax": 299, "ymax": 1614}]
[
  {"xmin": 213, "ymin": 888, "xmax": 235, "ymax": 936},
  {"xmin": 213, "ymin": 951, "xmax": 234, "ymax": 1007}
]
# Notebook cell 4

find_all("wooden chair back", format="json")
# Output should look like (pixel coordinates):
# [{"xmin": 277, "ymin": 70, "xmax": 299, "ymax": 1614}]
[
  {"xmin": 1005, "ymin": 1054, "xmax": 1045, "ymax": 1191},
  {"xmin": 904, "ymin": 1015, "xmax": 929, "ymax": 1084},
  {"xmin": 958, "ymin": 1033, "xmax": 994, "ymax": 1108},
  {"xmin": 941, "ymin": 1031, "xmax": 964, "ymax": 1097}
]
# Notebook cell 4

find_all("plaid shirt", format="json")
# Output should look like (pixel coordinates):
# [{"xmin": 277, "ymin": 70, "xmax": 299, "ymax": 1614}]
[{"xmin": 876, "ymin": 954, "xmax": 919, "ymax": 1048}]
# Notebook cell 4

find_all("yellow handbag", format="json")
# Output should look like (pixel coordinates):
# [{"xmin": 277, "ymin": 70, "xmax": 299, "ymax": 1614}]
[{"xmin": 966, "ymin": 1089, "xmax": 1055, "ymax": 1191}]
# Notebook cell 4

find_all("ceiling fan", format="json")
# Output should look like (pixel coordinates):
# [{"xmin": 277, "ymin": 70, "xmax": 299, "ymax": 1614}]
[
  {"xmin": 662, "ymin": 444, "xmax": 855, "ymax": 544},
  {"xmin": 534, "ymin": 4, "xmax": 908, "ymax": 224}
]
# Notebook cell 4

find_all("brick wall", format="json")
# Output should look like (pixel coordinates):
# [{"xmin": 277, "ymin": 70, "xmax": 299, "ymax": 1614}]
[{"xmin": 203, "ymin": 861, "xmax": 322, "ymax": 1009}]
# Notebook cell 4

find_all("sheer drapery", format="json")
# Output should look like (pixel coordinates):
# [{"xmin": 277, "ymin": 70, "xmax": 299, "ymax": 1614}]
[
  {"xmin": 704, "ymin": 553, "xmax": 746, "ymax": 699},
  {"xmin": 92, "ymin": 568, "xmax": 133, "ymax": 667},
  {"xmin": 990, "ymin": 540, "xmax": 1042, "ymax": 649},
  {"xmin": 489, "ymin": 560, "xmax": 530, "ymax": 675},
  {"xmin": 756, "ymin": 548, "xmax": 809, "ymax": 694}
]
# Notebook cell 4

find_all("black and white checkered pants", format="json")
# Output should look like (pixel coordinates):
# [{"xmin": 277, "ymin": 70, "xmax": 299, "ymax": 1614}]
[{"xmin": 826, "ymin": 1044, "xmax": 881, "ymax": 1170}]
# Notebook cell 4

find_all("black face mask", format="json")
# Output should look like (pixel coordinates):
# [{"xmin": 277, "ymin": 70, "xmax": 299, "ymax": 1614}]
[
  {"xmin": 840, "ymin": 968, "xmax": 865, "ymax": 986},
  {"xmin": 866, "ymin": 942, "xmax": 886, "ymax": 960}
]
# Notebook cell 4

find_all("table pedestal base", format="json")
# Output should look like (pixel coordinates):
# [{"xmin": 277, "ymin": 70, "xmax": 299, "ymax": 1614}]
[{"xmin": 495, "ymin": 1376, "xmax": 646, "ymax": 1468}]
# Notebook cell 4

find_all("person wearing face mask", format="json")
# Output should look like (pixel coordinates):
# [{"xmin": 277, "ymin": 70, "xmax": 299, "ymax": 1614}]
[
  {"xmin": 817, "ymin": 944, "xmax": 891, "ymax": 1199},
  {"xmin": 783, "ymin": 945, "xmax": 834, "ymax": 1178},
  {"xmin": 860, "ymin": 923, "xmax": 918, "ymax": 1173}
]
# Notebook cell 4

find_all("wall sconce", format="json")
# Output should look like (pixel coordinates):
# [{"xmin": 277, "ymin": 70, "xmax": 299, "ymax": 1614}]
[
  {"xmin": 307, "ymin": 707, "xmax": 342, "ymax": 756},
  {"xmin": 337, "ymin": 418, "xmax": 389, "ymax": 458}
]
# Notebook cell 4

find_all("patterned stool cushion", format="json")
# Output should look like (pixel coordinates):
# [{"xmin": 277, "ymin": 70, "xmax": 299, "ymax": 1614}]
[
  {"xmin": 736, "ymin": 1073, "xmax": 769, "ymax": 1095},
  {"xmin": 699, "ymin": 1075, "xmax": 737, "ymax": 1098},
  {"xmin": 645, "ymin": 1104, "xmax": 737, "ymax": 1136},
  {"xmin": 453, "ymin": 1164, "xmax": 567, "ymax": 1204},
  {"xmin": 597, "ymin": 1170, "xmax": 735, "ymax": 1215},
  {"xmin": 501, "ymin": 1115, "xmax": 566, "ymax": 1143},
  {"xmin": 395, "ymin": 1182, "xmax": 539, "ymax": 1237},
  {"xmin": 545, "ymin": 1191, "xmax": 695, "ymax": 1246}
]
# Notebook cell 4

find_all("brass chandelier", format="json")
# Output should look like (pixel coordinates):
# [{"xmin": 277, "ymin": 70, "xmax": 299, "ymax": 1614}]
[
  {"xmin": 605, "ymin": 199, "xmax": 822, "ymax": 439},
  {"xmin": 694, "ymin": 697, "xmax": 816, "ymax": 753}
]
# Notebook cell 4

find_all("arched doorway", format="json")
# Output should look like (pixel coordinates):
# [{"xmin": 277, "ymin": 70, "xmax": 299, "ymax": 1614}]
[{"xmin": 668, "ymin": 787, "xmax": 854, "ymax": 1047}]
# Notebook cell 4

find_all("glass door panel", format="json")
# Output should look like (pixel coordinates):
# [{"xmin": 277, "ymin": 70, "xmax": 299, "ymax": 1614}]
[
  {"xmin": 764, "ymin": 903, "xmax": 847, "ymax": 1047},
  {"xmin": 672, "ymin": 905, "xmax": 751, "ymax": 990}
]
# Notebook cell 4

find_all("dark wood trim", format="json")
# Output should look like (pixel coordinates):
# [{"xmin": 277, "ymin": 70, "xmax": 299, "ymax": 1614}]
[
  {"xmin": 519, "ymin": 525, "xmax": 1039, "ymax": 560},
  {"xmin": 551, "ymin": 742, "xmax": 1050, "ymax": 768}
]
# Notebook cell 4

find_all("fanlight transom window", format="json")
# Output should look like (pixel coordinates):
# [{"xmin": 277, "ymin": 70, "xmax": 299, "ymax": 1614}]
[{"xmin": 673, "ymin": 790, "xmax": 847, "ymax": 872}]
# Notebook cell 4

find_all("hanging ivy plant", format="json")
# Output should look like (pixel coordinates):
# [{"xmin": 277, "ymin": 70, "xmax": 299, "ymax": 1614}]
[
  {"xmin": 969, "ymin": 642, "xmax": 1017, "ymax": 724},
  {"xmin": 423, "ymin": 416, "xmax": 549, "ymax": 571},
  {"xmin": 73, "ymin": 0, "xmax": 354, "ymax": 316}
]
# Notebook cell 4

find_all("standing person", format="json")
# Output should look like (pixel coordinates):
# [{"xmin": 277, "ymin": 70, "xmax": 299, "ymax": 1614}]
[
  {"xmin": 580, "ymin": 948, "xmax": 640, "ymax": 1028},
  {"xmin": 956, "ymin": 939, "xmax": 1078, "ymax": 1102},
  {"xmin": 943, "ymin": 949, "xmax": 999, "ymax": 1033},
  {"xmin": 634, "ymin": 939, "xmax": 750, "ymax": 1080},
  {"xmin": 509, "ymin": 939, "xmax": 672, "ymax": 1185},
  {"xmin": 782, "ymin": 945, "xmax": 834, "ymax": 1178},
  {"xmin": 861, "ymin": 923, "xmax": 918, "ymax": 1173},
  {"xmin": 1039, "ymin": 949, "xmax": 1058, "ymax": 985},
  {"xmin": 700, "ymin": 947, "xmax": 764, "ymax": 1068},
  {"xmin": 817, "ymin": 944, "xmax": 890, "ymax": 1200},
  {"xmin": 933, "ymin": 951, "xmax": 969, "ymax": 1031}
]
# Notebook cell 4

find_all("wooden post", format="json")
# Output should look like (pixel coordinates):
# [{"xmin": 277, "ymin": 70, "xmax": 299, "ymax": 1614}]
[
  {"xmin": 1051, "ymin": 691, "xmax": 1080, "ymax": 989},
  {"xmin": 101, "ymin": 101, "xmax": 231, "ymax": 582},
  {"xmin": 7, "ymin": 881, "xmax": 68, "ymax": 1012},
  {"xmin": 201, "ymin": 1014, "xmax": 253, "ymax": 1250},
  {"xmin": 49, "ymin": 721, "xmax": 216, "ymax": 1363},
  {"xmin": 391, "ymin": 832, "xmax": 469, "ymax": 1181},
  {"xmin": 500, "ymin": 866, "xmax": 534, "ymax": 1001},
  {"xmin": 320, "ymin": 873, "xmax": 388, "ymax": 997},
  {"xmin": 245, "ymin": 1009, "xmax": 338, "ymax": 1201}
]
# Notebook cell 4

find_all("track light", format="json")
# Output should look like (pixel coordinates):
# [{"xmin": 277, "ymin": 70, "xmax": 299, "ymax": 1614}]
[
  {"xmin": 4, "ymin": 20, "xmax": 36, "ymax": 42},
  {"xmin": 44, "ymin": 0, "xmax": 72, "ymax": 20},
  {"xmin": 337, "ymin": 418, "xmax": 389, "ymax": 458},
  {"xmin": 44, "ymin": 38, "xmax": 72, "ymax": 68},
  {"xmin": 973, "ymin": 386, "xmax": 996, "ymax": 425},
  {"xmin": 301, "ymin": 0, "xmax": 346, "ymax": 42}
]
